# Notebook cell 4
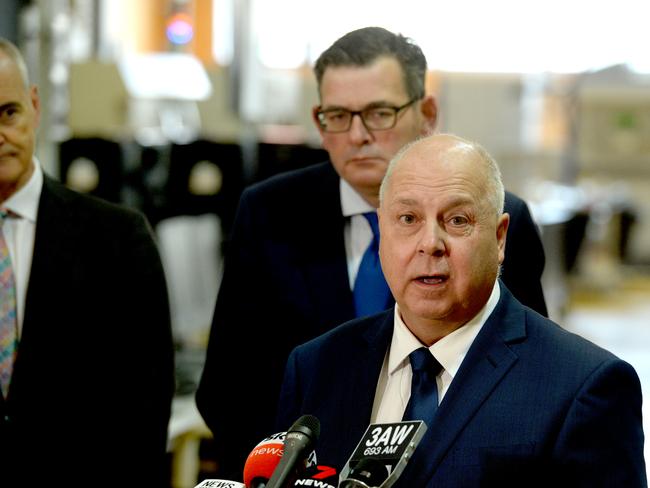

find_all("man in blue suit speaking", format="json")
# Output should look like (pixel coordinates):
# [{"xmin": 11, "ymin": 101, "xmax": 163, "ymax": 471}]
[{"xmin": 276, "ymin": 134, "xmax": 646, "ymax": 486}]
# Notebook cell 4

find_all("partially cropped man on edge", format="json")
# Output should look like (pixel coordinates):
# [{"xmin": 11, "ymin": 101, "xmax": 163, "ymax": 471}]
[
  {"xmin": 0, "ymin": 38, "xmax": 174, "ymax": 486},
  {"xmin": 276, "ymin": 134, "xmax": 646, "ymax": 487},
  {"xmin": 196, "ymin": 26, "xmax": 547, "ymax": 480}
]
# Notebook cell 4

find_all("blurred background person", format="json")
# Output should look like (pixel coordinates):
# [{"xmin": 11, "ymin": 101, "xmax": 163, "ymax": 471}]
[{"xmin": 0, "ymin": 38, "xmax": 174, "ymax": 486}]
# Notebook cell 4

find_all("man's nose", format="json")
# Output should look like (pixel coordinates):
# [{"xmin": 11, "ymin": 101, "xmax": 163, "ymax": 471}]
[
  {"xmin": 418, "ymin": 223, "xmax": 447, "ymax": 257},
  {"xmin": 348, "ymin": 113, "xmax": 373, "ymax": 144}
]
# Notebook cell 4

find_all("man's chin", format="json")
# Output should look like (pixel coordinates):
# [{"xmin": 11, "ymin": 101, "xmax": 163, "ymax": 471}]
[
  {"xmin": 0, "ymin": 161, "xmax": 33, "ymax": 191},
  {"xmin": 346, "ymin": 163, "xmax": 386, "ymax": 184},
  {"xmin": 348, "ymin": 157, "xmax": 385, "ymax": 168}
]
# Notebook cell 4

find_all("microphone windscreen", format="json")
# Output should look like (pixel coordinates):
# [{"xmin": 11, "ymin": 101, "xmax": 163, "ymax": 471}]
[{"xmin": 243, "ymin": 432, "xmax": 286, "ymax": 488}]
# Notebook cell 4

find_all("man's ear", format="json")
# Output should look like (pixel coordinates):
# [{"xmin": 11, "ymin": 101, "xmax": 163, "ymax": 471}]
[
  {"xmin": 419, "ymin": 95, "xmax": 438, "ymax": 135},
  {"xmin": 30, "ymin": 85, "xmax": 41, "ymax": 129},
  {"xmin": 312, "ymin": 105, "xmax": 326, "ymax": 136},
  {"xmin": 497, "ymin": 212, "xmax": 510, "ymax": 265}
]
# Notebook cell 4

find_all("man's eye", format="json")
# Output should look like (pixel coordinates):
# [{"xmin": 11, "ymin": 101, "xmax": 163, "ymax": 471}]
[
  {"xmin": 449, "ymin": 216, "xmax": 469, "ymax": 226},
  {"xmin": 1, "ymin": 108, "xmax": 18, "ymax": 120},
  {"xmin": 366, "ymin": 108, "xmax": 394, "ymax": 120},
  {"xmin": 325, "ymin": 111, "xmax": 346, "ymax": 121},
  {"xmin": 399, "ymin": 214, "xmax": 415, "ymax": 224}
]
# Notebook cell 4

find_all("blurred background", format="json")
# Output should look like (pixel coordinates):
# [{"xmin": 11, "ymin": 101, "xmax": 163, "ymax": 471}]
[{"xmin": 3, "ymin": 0, "xmax": 650, "ymax": 486}]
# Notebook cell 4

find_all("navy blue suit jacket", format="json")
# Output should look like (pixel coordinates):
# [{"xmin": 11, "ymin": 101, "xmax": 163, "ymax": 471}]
[
  {"xmin": 276, "ymin": 283, "xmax": 646, "ymax": 487},
  {"xmin": 196, "ymin": 161, "xmax": 547, "ymax": 479}
]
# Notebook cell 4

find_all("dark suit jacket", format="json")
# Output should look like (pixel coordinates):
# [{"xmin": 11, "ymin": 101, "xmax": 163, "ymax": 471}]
[
  {"xmin": 196, "ymin": 161, "xmax": 547, "ymax": 479},
  {"xmin": 276, "ymin": 283, "xmax": 646, "ymax": 487},
  {"xmin": 0, "ymin": 176, "xmax": 175, "ymax": 487}
]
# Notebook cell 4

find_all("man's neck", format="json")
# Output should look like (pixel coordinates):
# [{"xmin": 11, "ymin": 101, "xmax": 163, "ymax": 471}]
[
  {"xmin": 340, "ymin": 178, "xmax": 378, "ymax": 216},
  {"xmin": 361, "ymin": 191, "xmax": 379, "ymax": 209},
  {"xmin": 354, "ymin": 184, "xmax": 380, "ymax": 209}
]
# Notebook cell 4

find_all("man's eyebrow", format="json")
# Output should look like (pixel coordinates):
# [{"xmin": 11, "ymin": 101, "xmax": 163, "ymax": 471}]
[
  {"xmin": 320, "ymin": 100, "xmax": 395, "ymax": 111},
  {"xmin": 443, "ymin": 196, "xmax": 474, "ymax": 208},
  {"xmin": 319, "ymin": 104, "xmax": 347, "ymax": 111},
  {"xmin": 363, "ymin": 100, "xmax": 398, "ymax": 109},
  {"xmin": 392, "ymin": 197, "xmax": 419, "ymax": 206},
  {"xmin": 392, "ymin": 196, "xmax": 473, "ymax": 208},
  {"xmin": 0, "ymin": 102, "xmax": 20, "ymax": 112}
]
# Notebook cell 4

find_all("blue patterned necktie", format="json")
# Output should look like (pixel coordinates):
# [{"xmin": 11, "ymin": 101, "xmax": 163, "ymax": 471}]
[
  {"xmin": 402, "ymin": 347, "xmax": 443, "ymax": 427},
  {"xmin": 0, "ymin": 209, "xmax": 18, "ymax": 398},
  {"xmin": 353, "ymin": 212, "xmax": 392, "ymax": 317}
]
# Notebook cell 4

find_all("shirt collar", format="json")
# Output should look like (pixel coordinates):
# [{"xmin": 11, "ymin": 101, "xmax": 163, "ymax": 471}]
[
  {"xmin": 387, "ymin": 280, "xmax": 501, "ymax": 378},
  {"xmin": 340, "ymin": 177, "xmax": 375, "ymax": 217},
  {"xmin": 2, "ymin": 158, "xmax": 43, "ymax": 223}
]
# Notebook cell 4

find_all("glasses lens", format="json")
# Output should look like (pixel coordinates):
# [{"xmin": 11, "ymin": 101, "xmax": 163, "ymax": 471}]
[
  {"xmin": 319, "ymin": 109, "xmax": 351, "ymax": 132},
  {"xmin": 362, "ymin": 107, "xmax": 398, "ymax": 130}
]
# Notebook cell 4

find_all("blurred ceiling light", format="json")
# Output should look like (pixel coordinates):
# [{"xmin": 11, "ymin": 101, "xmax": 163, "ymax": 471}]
[{"xmin": 166, "ymin": 12, "xmax": 194, "ymax": 45}]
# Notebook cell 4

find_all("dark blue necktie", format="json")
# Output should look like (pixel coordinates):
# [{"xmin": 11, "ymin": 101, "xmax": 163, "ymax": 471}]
[
  {"xmin": 353, "ymin": 212, "xmax": 392, "ymax": 317},
  {"xmin": 402, "ymin": 347, "xmax": 443, "ymax": 427}
]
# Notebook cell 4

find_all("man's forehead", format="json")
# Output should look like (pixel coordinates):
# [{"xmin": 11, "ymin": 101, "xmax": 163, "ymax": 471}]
[
  {"xmin": 387, "ymin": 151, "xmax": 482, "ymax": 195},
  {"xmin": 0, "ymin": 55, "xmax": 23, "ymax": 87},
  {"xmin": 400, "ymin": 139, "xmax": 481, "ymax": 173},
  {"xmin": 0, "ymin": 80, "xmax": 27, "ymax": 105},
  {"xmin": 319, "ymin": 58, "xmax": 408, "ymax": 105}
]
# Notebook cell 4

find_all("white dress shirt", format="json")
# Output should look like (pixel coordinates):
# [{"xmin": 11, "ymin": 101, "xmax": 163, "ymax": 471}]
[
  {"xmin": 340, "ymin": 177, "xmax": 375, "ymax": 289},
  {"xmin": 1, "ymin": 160, "xmax": 43, "ymax": 336},
  {"xmin": 371, "ymin": 280, "xmax": 501, "ymax": 423}
]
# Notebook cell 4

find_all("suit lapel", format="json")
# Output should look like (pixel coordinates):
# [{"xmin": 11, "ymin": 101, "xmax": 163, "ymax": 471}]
[
  {"xmin": 401, "ymin": 284, "xmax": 526, "ymax": 486},
  {"xmin": 21, "ymin": 177, "xmax": 77, "ymax": 337},
  {"xmin": 336, "ymin": 311, "xmax": 395, "ymax": 467},
  {"xmin": 297, "ymin": 163, "xmax": 355, "ymax": 333},
  {"xmin": 12, "ymin": 177, "xmax": 79, "ymax": 388}
]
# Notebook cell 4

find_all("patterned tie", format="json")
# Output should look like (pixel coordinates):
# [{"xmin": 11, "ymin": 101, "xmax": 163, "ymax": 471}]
[
  {"xmin": 353, "ymin": 212, "xmax": 392, "ymax": 317},
  {"xmin": 402, "ymin": 347, "xmax": 443, "ymax": 427},
  {"xmin": 0, "ymin": 209, "xmax": 18, "ymax": 398}
]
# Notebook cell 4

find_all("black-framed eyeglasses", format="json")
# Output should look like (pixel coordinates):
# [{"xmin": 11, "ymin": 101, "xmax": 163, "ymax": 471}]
[{"xmin": 316, "ymin": 98, "xmax": 421, "ymax": 133}]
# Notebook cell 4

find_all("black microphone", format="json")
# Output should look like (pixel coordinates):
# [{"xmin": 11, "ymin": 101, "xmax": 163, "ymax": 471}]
[
  {"xmin": 266, "ymin": 414, "xmax": 321, "ymax": 488},
  {"xmin": 243, "ymin": 431, "xmax": 318, "ymax": 488},
  {"xmin": 338, "ymin": 420, "xmax": 427, "ymax": 488}
]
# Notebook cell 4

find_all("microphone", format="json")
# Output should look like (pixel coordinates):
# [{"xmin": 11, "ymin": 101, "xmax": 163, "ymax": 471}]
[
  {"xmin": 243, "ymin": 430, "xmax": 319, "ymax": 488},
  {"xmin": 194, "ymin": 480, "xmax": 245, "ymax": 488},
  {"xmin": 243, "ymin": 431, "xmax": 286, "ymax": 488},
  {"xmin": 266, "ymin": 414, "xmax": 321, "ymax": 488},
  {"xmin": 290, "ymin": 465, "xmax": 338, "ymax": 488},
  {"xmin": 338, "ymin": 420, "xmax": 427, "ymax": 488}
]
